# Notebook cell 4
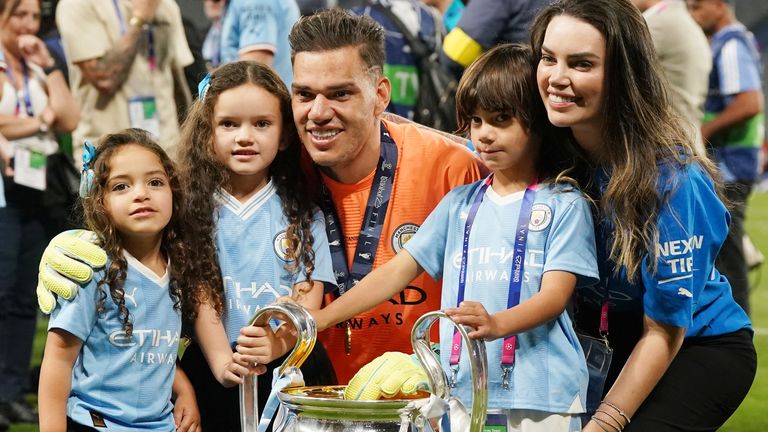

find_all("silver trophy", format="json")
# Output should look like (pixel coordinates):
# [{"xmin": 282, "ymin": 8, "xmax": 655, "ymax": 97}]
[{"xmin": 239, "ymin": 305, "xmax": 488, "ymax": 431}]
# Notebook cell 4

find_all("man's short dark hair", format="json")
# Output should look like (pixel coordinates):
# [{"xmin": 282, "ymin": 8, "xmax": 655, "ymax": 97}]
[{"xmin": 289, "ymin": 8, "xmax": 386, "ymax": 73}]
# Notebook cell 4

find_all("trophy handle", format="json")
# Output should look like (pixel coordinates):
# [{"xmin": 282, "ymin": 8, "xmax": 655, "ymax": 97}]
[
  {"xmin": 410, "ymin": 311, "xmax": 488, "ymax": 432},
  {"xmin": 239, "ymin": 302, "xmax": 317, "ymax": 432}
]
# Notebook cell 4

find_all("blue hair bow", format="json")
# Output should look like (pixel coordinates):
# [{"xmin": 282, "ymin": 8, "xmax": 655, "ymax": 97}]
[
  {"xmin": 79, "ymin": 140, "xmax": 96, "ymax": 198},
  {"xmin": 198, "ymin": 73, "xmax": 212, "ymax": 101}
]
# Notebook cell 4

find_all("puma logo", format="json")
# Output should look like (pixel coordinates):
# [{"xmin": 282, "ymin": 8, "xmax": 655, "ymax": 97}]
[{"xmin": 124, "ymin": 287, "xmax": 139, "ymax": 307}]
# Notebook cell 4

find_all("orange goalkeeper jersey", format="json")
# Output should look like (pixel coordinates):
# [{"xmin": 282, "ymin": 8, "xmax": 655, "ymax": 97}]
[{"xmin": 318, "ymin": 119, "xmax": 485, "ymax": 384}]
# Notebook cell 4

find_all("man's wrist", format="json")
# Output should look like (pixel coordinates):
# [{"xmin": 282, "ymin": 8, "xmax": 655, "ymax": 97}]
[{"xmin": 129, "ymin": 15, "xmax": 146, "ymax": 29}]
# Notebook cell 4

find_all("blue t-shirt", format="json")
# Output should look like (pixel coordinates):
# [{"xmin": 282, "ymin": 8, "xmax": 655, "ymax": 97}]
[
  {"xmin": 705, "ymin": 23, "xmax": 764, "ymax": 182},
  {"xmin": 579, "ymin": 163, "xmax": 752, "ymax": 337},
  {"xmin": 219, "ymin": 0, "xmax": 299, "ymax": 87},
  {"xmin": 405, "ymin": 181, "xmax": 599, "ymax": 413},
  {"xmin": 48, "ymin": 252, "xmax": 180, "ymax": 431},
  {"xmin": 215, "ymin": 181, "xmax": 335, "ymax": 345},
  {"xmin": 352, "ymin": 0, "xmax": 442, "ymax": 120}
]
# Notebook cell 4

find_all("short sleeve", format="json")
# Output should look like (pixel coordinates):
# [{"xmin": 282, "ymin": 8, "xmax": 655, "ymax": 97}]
[
  {"xmin": 718, "ymin": 38, "xmax": 762, "ymax": 96},
  {"xmin": 542, "ymin": 195, "xmax": 600, "ymax": 287},
  {"xmin": 48, "ymin": 278, "xmax": 100, "ymax": 342},
  {"xmin": 236, "ymin": 1, "xmax": 278, "ymax": 55},
  {"xmin": 56, "ymin": 0, "xmax": 112, "ymax": 63},
  {"xmin": 298, "ymin": 208, "xmax": 336, "ymax": 286},
  {"xmin": 403, "ymin": 191, "xmax": 454, "ymax": 280},
  {"xmin": 641, "ymin": 176, "xmax": 698, "ymax": 328}
]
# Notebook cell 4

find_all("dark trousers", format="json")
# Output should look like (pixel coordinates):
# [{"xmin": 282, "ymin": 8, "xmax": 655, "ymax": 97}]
[
  {"xmin": 179, "ymin": 339, "xmax": 337, "ymax": 432},
  {"xmin": 627, "ymin": 329, "xmax": 756, "ymax": 431},
  {"xmin": 0, "ymin": 207, "xmax": 47, "ymax": 402},
  {"xmin": 716, "ymin": 181, "xmax": 753, "ymax": 315}
]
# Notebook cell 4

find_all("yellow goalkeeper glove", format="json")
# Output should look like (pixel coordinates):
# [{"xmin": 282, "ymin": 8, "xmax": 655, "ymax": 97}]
[
  {"xmin": 37, "ymin": 229, "xmax": 107, "ymax": 314},
  {"xmin": 344, "ymin": 352, "xmax": 430, "ymax": 401}
]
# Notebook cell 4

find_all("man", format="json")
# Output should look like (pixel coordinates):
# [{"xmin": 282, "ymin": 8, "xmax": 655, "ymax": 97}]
[
  {"xmin": 56, "ymin": 0, "xmax": 194, "ymax": 159},
  {"xmin": 35, "ymin": 8, "xmax": 483, "ymax": 388},
  {"xmin": 632, "ymin": 0, "xmax": 711, "ymax": 155},
  {"xmin": 289, "ymin": 8, "xmax": 484, "ymax": 383},
  {"xmin": 439, "ymin": 0, "xmax": 548, "ymax": 79},
  {"xmin": 219, "ymin": 0, "xmax": 299, "ymax": 86},
  {"xmin": 688, "ymin": 0, "xmax": 764, "ymax": 314}
]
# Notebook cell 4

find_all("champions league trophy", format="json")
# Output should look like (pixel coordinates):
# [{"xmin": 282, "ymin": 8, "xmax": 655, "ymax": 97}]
[{"xmin": 240, "ymin": 305, "xmax": 488, "ymax": 432}]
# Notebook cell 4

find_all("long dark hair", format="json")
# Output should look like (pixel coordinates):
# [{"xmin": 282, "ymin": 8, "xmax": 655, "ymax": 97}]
[
  {"xmin": 177, "ymin": 61, "xmax": 316, "ymax": 316},
  {"xmin": 83, "ymin": 128, "xmax": 194, "ymax": 335},
  {"xmin": 530, "ymin": 0, "xmax": 723, "ymax": 281}
]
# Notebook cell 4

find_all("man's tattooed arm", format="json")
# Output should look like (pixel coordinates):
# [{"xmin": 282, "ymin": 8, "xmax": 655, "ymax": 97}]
[{"xmin": 75, "ymin": 25, "xmax": 145, "ymax": 97}]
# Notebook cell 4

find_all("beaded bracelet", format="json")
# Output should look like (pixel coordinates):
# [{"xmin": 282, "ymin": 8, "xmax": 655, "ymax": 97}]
[{"xmin": 602, "ymin": 400, "xmax": 632, "ymax": 425}]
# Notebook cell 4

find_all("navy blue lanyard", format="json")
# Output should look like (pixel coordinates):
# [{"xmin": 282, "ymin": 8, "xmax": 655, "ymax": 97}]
[
  {"xmin": 321, "ymin": 123, "xmax": 398, "ymax": 297},
  {"xmin": 4, "ymin": 60, "xmax": 34, "ymax": 117},
  {"xmin": 449, "ymin": 175, "xmax": 538, "ymax": 389}
]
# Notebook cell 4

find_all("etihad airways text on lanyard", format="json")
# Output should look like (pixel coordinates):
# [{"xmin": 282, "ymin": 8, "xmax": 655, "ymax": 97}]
[
  {"xmin": 449, "ymin": 176, "xmax": 538, "ymax": 391},
  {"xmin": 321, "ymin": 123, "xmax": 397, "ymax": 354},
  {"xmin": 112, "ymin": 0, "xmax": 161, "ymax": 138}
]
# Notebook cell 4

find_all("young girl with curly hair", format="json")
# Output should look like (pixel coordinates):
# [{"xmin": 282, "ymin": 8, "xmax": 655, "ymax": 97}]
[
  {"xmin": 38, "ymin": 129, "xmax": 202, "ymax": 432},
  {"xmin": 177, "ymin": 60, "xmax": 337, "ymax": 431}
]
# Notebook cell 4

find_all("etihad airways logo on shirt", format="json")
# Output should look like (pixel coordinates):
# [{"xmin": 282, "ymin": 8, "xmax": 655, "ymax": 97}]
[{"xmin": 109, "ymin": 329, "xmax": 180, "ymax": 348}]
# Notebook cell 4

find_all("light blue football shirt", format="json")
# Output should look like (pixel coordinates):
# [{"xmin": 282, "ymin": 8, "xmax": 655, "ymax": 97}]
[
  {"xmin": 48, "ymin": 252, "xmax": 180, "ymax": 431},
  {"xmin": 219, "ymin": 0, "xmax": 299, "ymax": 87},
  {"xmin": 215, "ymin": 181, "xmax": 335, "ymax": 345},
  {"xmin": 405, "ymin": 181, "xmax": 599, "ymax": 413}
]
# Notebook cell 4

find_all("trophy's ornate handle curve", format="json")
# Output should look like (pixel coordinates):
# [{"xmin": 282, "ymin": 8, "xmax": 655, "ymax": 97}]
[
  {"xmin": 240, "ymin": 302, "xmax": 317, "ymax": 432},
  {"xmin": 411, "ymin": 310, "xmax": 488, "ymax": 432}
]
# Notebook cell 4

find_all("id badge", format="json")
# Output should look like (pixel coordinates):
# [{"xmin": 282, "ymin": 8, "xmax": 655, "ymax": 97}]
[
  {"xmin": 484, "ymin": 412, "xmax": 508, "ymax": 432},
  {"xmin": 13, "ymin": 146, "xmax": 46, "ymax": 191},
  {"xmin": 128, "ymin": 95, "xmax": 161, "ymax": 138}
]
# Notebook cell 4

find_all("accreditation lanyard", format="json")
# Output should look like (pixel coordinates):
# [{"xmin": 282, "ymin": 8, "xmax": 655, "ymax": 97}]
[
  {"xmin": 4, "ymin": 60, "xmax": 34, "ymax": 117},
  {"xmin": 449, "ymin": 175, "xmax": 537, "ymax": 390},
  {"xmin": 111, "ymin": 0, "xmax": 156, "ymax": 71},
  {"xmin": 321, "ymin": 123, "xmax": 398, "ymax": 297}
]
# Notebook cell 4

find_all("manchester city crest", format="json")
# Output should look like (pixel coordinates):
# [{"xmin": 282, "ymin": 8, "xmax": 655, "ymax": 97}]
[
  {"xmin": 391, "ymin": 223, "xmax": 420, "ymax": 253},
  {"xmin": 273, "ymin": 231, "xmax": 293, "ymax": 261},
  {"xmin": 529, "ymin": 204, "xmax": 552, "ymax": 231}
]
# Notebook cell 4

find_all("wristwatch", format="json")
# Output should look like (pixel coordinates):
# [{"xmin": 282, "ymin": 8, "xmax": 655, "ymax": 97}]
[{"xmin": 129, "ymin": 16, "xmax": 146, "ymax": 29}]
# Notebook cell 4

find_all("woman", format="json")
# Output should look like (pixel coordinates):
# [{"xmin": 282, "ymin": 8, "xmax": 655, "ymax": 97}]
[
  {"xmin": 531, "ymin": 0, "xmax": 756, "ymax": 431},
  {"xmin": 0, "ymin": 0, "xmax": 78, "ymax": 423}
]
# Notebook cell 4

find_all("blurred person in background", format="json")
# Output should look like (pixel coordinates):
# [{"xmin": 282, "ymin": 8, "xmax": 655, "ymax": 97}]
[
  {"xmin": 689, "ymin": 0, "xmax": 764, "ymax": 315},
  {"xmin": 56, "ymin": 0, "xmax": 194, "ymax": 160},
  {"xmin": 352, "ymin": 0, "xmax": 444, "ymax": 121},
  {"xmin": 219, "ymin": 0, "xmax": 299, "ymax": 86},
  {"xmin": 0, "ymin": 0, "xmax": 79, "ymax": 426},
  {"xmin": 439, "ymin": 0, "xmax": 549, "ymax": 79},
  {"xmin": 421, "ymin": 0, "xmax": 464, "ymax": 32},
  {"xmin": 201, "ymin": 0, "xmax": 225, "ymax": 71},
  {"xmin": 632, "ymin": 0, "xmax": 712, "ymax": 155}
]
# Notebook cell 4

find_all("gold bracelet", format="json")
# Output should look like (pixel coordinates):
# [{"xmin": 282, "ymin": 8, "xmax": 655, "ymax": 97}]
[
  {"xmin": 595, "ymin": 409, "xmax": 624, "ymax": 430},
  {"xmin": 602, "ymin": 400, "xmax": 632, "ymax": 424},
  {"xmin": 591, "ymin": 415, "xmax": 619, "ymax": 432}
]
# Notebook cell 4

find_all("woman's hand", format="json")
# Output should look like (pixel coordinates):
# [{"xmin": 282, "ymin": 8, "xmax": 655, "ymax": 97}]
[
  {"xmin": 17, "ymin": 35, "xmax": 55, "ymax": 68},
  {"xmin": 445, "ymin": 301, "xmax": 501, "ymax": 340}
]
